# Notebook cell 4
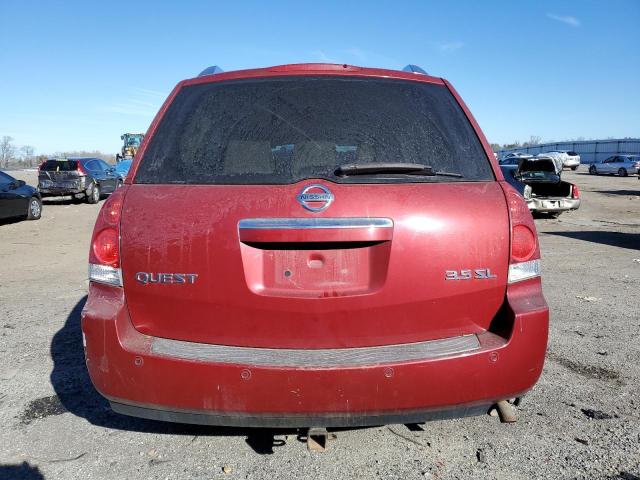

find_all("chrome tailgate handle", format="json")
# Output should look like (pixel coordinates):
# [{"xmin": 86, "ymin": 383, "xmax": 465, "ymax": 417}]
[
  {"xmin": 238, "ymin": 218, "xmax": 394, "ymax": 244},
  {"xmin": 238, "ymin": 218, "xmax": 393, "ymax": 230}
]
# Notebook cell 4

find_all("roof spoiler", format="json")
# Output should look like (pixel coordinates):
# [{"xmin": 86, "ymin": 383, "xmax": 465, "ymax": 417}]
[
  {"xmin": 198, "ymin": 64, "xmax": 429, "ymax": 77},
  {"xmin": 402, "ymin": 64, "xmax": 428, "ymax": 75},
  {"xmin": 198, "ymin": 65, "xmax": 224, "ymax": 77}
]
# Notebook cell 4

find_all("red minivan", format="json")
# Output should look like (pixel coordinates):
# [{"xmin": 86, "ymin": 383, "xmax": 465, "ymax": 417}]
[{"xmin": 82, "ymin": 64, "xmax": 548, "ymax": 428}]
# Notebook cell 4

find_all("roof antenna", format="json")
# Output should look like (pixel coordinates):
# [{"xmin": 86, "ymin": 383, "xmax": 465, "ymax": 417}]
[
  {"xmin": 198, "ymin": 65, "xmax": 224, "ymax": 77},
  {"xmin": 402, "ymin": 64, "xmax": 428, "ymax": 75}
]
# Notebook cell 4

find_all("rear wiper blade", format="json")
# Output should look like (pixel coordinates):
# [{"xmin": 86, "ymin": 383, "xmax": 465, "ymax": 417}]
[{"xmin": 335, "ymin": 163, "xmax": 463, "ymax": 178}]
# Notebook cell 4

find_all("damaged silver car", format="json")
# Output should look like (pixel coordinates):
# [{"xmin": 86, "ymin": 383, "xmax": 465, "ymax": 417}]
[{"xmin": 501, "ymin": 156, "xmax": 581, "ymax": 217}]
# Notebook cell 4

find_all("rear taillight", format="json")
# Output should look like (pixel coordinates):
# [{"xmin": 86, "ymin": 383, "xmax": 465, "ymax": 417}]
[
  {"xmin": 88, "ymin": 187, "xmax": 127, "ymax": 286},
  {"xmin": 511, "ymin": 225, "xmax": 536, "ymax": 261},
  {"xmin": 502, "ymin": 184, "xmax": 541, "ymax": 283},
  {"xmin": 93, "ymin": 228, "xmax": 119, "ymax": 265},
  {"xmin": 572, "ymin": 184, "xmax": 580, "ymax": 199},
  {"xmin": 77, "ymin": 162, "xmax": 87, "ymax": 176}
]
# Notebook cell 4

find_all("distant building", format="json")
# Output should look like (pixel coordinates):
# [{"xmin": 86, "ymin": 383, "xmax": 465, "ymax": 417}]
[{"xmin": 498, "ymin": 138, "xmax": 640, "ymax": 163}]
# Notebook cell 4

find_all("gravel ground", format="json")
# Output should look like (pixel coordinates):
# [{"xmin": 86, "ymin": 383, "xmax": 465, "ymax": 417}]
[{"xmin": 0, "ymin": 169, "xmax": 638, "ymax": 480}]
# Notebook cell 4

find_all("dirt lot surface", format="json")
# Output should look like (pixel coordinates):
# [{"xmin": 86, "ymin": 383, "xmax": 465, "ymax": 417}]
[{"xmin": 1, "ymin": 169, "xmax": 638, "ymax": 480}]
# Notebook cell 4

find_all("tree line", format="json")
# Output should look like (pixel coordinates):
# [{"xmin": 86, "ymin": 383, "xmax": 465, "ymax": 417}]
[
  {"xmin": 0, "ymin": 135, "xmax": 115, "ymax": 169},
  {"xmin": 490, "ymin": 136, "xmax": 544, "ymax": 152}
]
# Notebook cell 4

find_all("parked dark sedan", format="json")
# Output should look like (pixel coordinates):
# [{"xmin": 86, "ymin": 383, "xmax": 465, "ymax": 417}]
[
  {"xmin": 0, "ymin": 170, "xmax": 42, "ymax": 221},
  {"xmin": 38, "ymin": 158, "xmax": 120, "ymax": 204}
]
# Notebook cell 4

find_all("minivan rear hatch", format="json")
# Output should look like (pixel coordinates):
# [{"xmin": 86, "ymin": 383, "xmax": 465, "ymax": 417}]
[{"xmin": 121, "ymin": 75, "xmax": 509, "ymax": 349}]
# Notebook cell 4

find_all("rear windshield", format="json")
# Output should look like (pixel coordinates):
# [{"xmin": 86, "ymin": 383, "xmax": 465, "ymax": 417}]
[
  {"xmin": 41, "ymin": 160, "xmax": 78, "ymax": 171},
  {"xmin": 136, "ymin": 76, "xmax": 493, "ymax": 185}
]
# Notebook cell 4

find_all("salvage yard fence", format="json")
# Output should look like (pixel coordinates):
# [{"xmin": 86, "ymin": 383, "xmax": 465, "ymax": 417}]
[{"xmin": 498, "ymin": 138, "xmax": 640, "ymax": 164}]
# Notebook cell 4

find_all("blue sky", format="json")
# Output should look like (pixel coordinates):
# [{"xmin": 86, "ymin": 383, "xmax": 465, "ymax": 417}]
[{"xmin": 1, "ymin": 0, "xmax": 638, "ymax": 154}]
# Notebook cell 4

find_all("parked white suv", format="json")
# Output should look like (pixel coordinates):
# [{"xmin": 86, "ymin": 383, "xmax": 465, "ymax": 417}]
[{"xmin": 544, "ymin": 151, "xmax": 580, "ymax": 170}]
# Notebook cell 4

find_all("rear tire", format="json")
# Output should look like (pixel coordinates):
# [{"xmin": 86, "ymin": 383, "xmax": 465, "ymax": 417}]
[
  {"xmin": 618, "ymin": 168, "xmax": 628, "ymax": 177},
  {"xmin": 589, "ymin": 165, "xmax": 597, "ymax": 175},
  {"xmin": 26, "ymin": 197, "xmax": 42, "ymax": 220},
  {"xmin": 87, "ymin": 184, "xmax": 100, "ymax": 204}
]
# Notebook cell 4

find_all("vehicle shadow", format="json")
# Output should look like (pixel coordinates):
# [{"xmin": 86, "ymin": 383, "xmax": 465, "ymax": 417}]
[
  {"xmin": 572, "ymin": 172, "xmax": 621, "ymax": 177},
  {"xmin": 594, "ymin": 190, "xmax": 640, "ymax": 196},
  {"xmin": 544, "ymin": 231, "xmax": 640, "ymax": 250},
  {"xmin": 0, "ymin": 462, "xmax": 45, "ymax": 480},
  {"xmin": 41, "ymin": 197, "xmax": 83, "ymax": 206},
  {"xmin": 0, "ymin": 217, "xmax": 26, "ymax": 226},
  {"xmin": 50, "ymin": 296, "xmax": 302, "ymax": 454}
]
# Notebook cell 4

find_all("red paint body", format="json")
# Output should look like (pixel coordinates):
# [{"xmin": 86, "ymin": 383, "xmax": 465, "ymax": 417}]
[{"xmin": 82, "ymin": 64, "xmax": 548, "ymax": 426}]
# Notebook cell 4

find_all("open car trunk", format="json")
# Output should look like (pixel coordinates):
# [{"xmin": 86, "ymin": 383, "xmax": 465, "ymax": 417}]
[
  {"xmin": 516, "ymin": 158, "xmax": 574, "ymax": 198},
  {"xmin": 530, "ymin": 181, "xmax": 572, "ymax": 198}
]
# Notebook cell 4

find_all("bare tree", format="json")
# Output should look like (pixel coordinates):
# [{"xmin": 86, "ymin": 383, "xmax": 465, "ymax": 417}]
[
  {"xmin": 503, "ymin": 141, "xmax": 522, "ymax": 149},
  {"xmin": 60, "ymin": 150, "xmax": 116, "ymax": 164},
  {"xmin": 1, "ymin": 136, "xmax": 16, "ymax": 169},
  {"xmin": 523, "ymin": 135, "xmax": 542, "ymax": 147},
  {"xmin": 21, "ymin": 145, "xmax": 35, "ymax": 167}
]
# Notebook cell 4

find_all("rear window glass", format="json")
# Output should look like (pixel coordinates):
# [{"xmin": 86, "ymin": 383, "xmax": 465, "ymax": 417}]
[
  {"xmin": 41, "ymin": 160, "xmax": 78, "ymax": 171},
  {"xmin": 136, "ymin": 76, "xmax": 493, "ymax": 185}
]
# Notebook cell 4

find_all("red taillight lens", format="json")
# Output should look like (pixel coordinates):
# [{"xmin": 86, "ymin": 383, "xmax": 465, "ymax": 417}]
[
  {"xmin": 88, "ymin": 186, "xmax": 126, "ymax": 274},
  {"xmin": 572, "ymin": 184, "xmax": 580, "ymax": 199},
  {"xmin": 77, "ymin": 162, "xmax": 87, "ymax": 175},
  {"xmin": 511, "ymin": 224, "xmax": 536, "ymax": 262},
  {"xmin": 502, "ymin": 183, "xmax": 541, "ymax": 283},
  {"xmin": 502, "ymin": 183, "xmax": 540, "ymax": 264},
  {"xmin": 92, "ymin": 228, "xmax": 119, "ymax": 266}
]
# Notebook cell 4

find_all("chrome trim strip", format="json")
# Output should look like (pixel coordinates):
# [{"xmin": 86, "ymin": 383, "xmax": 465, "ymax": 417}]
[
  {"xmin": 238, "ymin": 218, "xmax": 393, "ymax": 230},
  {"xmin": 151, "ymin": 335, "xmax": 480, "ymax": 368}
]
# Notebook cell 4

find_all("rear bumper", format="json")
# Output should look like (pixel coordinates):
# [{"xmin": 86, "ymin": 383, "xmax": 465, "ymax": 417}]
[
  {"xmin": 81, "ymin": 279, "xmax": 548, "ymax": 427},
  {"xmin": 109, "ymin": 399, "xmax": 492, "ymax": 428},
  {"xmin": 563, "ymin": 159, "xmax": 580, "ymax": 168},
  {"xmin": 39, "ymin": 186, "xmax": 87, "ymax": 196},
  {"xmin": 527, "ymin": 197, "xmax": 580, "ymax": 213}
]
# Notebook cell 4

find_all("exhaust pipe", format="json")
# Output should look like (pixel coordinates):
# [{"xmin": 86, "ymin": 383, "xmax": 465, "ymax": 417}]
[{"xmin": 495, "ymin": 400, "xmax": 517, "ymax": 423}]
